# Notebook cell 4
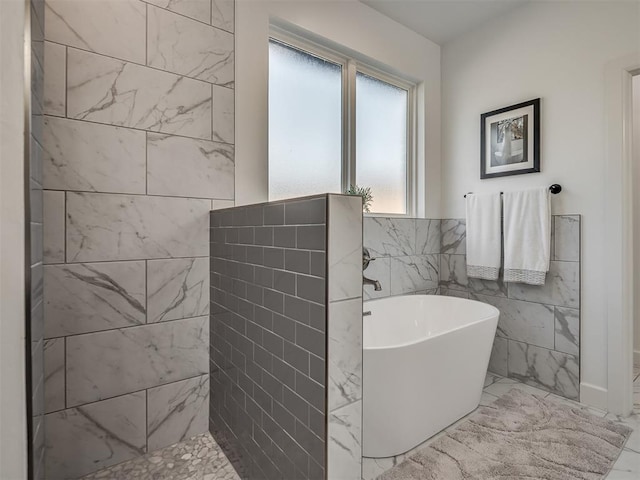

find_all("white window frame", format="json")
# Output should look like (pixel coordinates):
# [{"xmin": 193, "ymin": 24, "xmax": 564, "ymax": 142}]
[{"xmin": 269, "ymin": 27, "xmax": 417, "ymax": 217}]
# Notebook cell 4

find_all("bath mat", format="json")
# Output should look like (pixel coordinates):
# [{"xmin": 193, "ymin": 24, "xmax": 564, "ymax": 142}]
[{"xmin": 378, "ymin": 389, "xmax": 631, "ymax": 480}]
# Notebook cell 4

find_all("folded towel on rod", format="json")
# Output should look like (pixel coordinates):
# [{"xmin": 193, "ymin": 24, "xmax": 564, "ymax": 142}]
[
  {"xmin": 503, "ymin": 187, "xmax": 551, "ymax": 285},
  {"xmin": 465, "ymin": 192, "xmax": 502, "ymax": 280}
]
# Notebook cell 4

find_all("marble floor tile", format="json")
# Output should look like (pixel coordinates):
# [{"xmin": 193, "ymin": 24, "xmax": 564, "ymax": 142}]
[
  {"xmin": 608, "ymin": 449, "xmax": 640, "ymax": 477},
  {"xmin": 483, "ymin": 373, "xmax": 501, "ymax": 388},
  {"xmin": 606, "ymin": 412, "xmax": 640, "ymax": 454},
  {"xmin": 483, "ymin": 377, "xmax": 552, "ymax": 399}
]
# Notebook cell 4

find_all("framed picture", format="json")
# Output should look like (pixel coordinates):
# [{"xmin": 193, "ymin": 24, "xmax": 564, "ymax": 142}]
[{"xmin": 480, "ymin": 98, "xmax": 540, "ymax": 179}]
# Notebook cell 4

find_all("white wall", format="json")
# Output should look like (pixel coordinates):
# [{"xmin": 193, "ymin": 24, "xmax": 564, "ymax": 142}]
[
  {"xmin": 634, "ymin": 74, "xmax": 640, "ymax": 361},
  {"xmin": 0, "ymin": 0, "xmax": 28, "ymax": 477},
  {"xmin": 235, "ymin": 0, "xmax": 441, "ymax": 217},
  {"xmin": 441, "ymin": 1, "xmax": 640, "ymax": 403}
]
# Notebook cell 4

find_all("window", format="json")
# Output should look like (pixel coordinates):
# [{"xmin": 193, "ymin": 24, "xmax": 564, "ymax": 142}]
[{"xmin": 268, "ymin": 33, "xmax": 415, "ymax": 215}]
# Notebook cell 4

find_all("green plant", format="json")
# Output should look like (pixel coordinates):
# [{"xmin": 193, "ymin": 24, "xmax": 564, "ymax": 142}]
[{"xmin": 346, "ymin": 185, "xmax": 373, "ymax": 213}]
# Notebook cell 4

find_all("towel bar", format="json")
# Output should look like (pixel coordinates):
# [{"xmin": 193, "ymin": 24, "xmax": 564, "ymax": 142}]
[{"xmin": 464, "ymin": 184, "xmax": 562, "ymax": 198}]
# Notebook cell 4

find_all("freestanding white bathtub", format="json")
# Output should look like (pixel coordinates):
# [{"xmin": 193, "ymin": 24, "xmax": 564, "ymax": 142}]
[{"xmin": 362, "ymin": 294, "xmax": 499, "ymax": 458}]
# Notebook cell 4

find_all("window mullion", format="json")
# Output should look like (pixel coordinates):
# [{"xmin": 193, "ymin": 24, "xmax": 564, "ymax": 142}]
[{"xmin": 344, "ymin": 60, "xmax": 357, "ymax": 189}]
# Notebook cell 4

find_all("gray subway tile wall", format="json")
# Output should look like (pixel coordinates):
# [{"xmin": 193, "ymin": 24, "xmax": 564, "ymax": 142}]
[
  {"xmin": 41, "ymin": 0, "xmax": 235, "ymax": 476},
  {"xmin": 210, "ymin": 196, "xmax": 329, "ymax": 479}
]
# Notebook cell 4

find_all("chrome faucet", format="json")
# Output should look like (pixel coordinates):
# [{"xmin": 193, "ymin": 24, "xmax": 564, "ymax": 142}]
[{"xmin": 363, "ymin": 247, "xmax": 382, "ymax": 291}]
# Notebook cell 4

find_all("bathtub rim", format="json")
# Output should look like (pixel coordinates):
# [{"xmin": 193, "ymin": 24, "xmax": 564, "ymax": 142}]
[{"xmin": 363, "ymin": 294, "xmax": 500, "ymax": 351}]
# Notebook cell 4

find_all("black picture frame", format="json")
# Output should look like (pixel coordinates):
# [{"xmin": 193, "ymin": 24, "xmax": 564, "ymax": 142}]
[{"xmin": 480, "ymin": 98, "xmax": 540, "ymax": 179}]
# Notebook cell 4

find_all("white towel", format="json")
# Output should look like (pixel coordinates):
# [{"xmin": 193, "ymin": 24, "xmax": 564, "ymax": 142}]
[
  {"xmin": 503, "ymin": 187, "xmax": 551, "ymax": 285},
  {"xmin": 465, "ymin": 193, "xmax": 502, "ymax": 280}
]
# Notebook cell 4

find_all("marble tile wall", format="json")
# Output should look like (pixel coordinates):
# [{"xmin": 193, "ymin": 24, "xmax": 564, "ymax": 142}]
[
  {"xmin": 210, "ymin": 196, "xmax": 329, "ymax": 480},
  {"xmin": 362, "ymin": 217, "xmax": 441, "ymax": 300},
  {"xmin": 41, "ymin": 1, "xmax": 235, "ymax": 477},
  {"xmin": 437, "ymin": 216, "xmax": 581, "ymax": 400},
  {"xmin": 30, "ymin": 0, "xmax": 46, "ymax": 477},
  {"xmin": 327, "ymin": 195, "xmax": 363, "ymax": 480}
]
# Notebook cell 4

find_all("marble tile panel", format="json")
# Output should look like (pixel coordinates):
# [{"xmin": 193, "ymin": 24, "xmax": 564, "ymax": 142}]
[
  {"xmin": 66, "ymin": 316, "xmax": 208, "ymax": 406},
  {"xmin": 488, "ymin": 336, "xmax": 508, "ymax": 377},
  {"xmin": 605, "ymin": 412, "xmax": 640, "ymax": 454},
  {"xmin": 147, "ymin": 375, "xmax": 209, "ymax": 451},
  {"xmin": 212, "ymin": 85, "xmax": 234, "ymax": 144},
  {"xmin": 328, "ymin": 298, "xmax": 362, "ymax": 411},
  {"xmin": 43, "ymin": 41, "xmax": 65, "ymax": 116},
  {"xmin": 439, "ymin": 287, "xmax": 469, "ymax": 299},
  {"xmin": 44, "ymin": 0, "xmax": 146, "ymax": 64},
  {"xmin": 67, "ymin": 49, "xmax": 212, "ymax": 140},
  {"xmin": 507, "ymin": 340, "xmax": 579, "ymax": 400},
  {"xmin": 363, "ymin": 256, "xmax": 390, "ymax": 300},
  {"xmin": 44, "ymin": 116, "xmax": 146, "ymax": 193},
  {"xmin": 363, "ymin": 217, "xmax": 414, "ymax": 258},
  {"xmin": 44, "ymin": 261, "xmax": 146, "ymax": 338},
  {"xmin": 555, "ymin": 306, "xmax": 580, "ymax": 356},
  {"xmin": 440, "ymin": 218, "xmax": 466, "ymax": 254},
  {"xmin": 147, "ymin": 6, "xmax": 234, "ymax": 87},
  {"xmin": 145, "ymin": 0, "xmax": 211, "ymax": 24},
  {"xmin": 508, "ymin": 261, "xmax": 580, "ymax": 309},
  {"xmin": 482, "ymin": 376, "xmax": 552, "ymax": 398},
  {"xmin": 43, "ymin": 190, "xmax": 64, "ymax": 263},
  {"xmin": 44, "ymin": 338, "xmax": 65, "ymax": 413},
  {"xmin": 45, "ymin": 392, "xmax": 146, "ymax": 479},
  {"xmin": 211, "ymin": 0, "xmax": 234, "ymax": 33},
  {"xmin": 389, "ymin": 255, "xmax": 439, "ymax": 296},
  {"xmin": 66, "ymin": 192, "xmax": 210, "ymax": 262},
  {"xmin": 147, "ymin": 133, "xmax": 234, "ymax": 199},
  {"xmin": 328, "ymin": 400, "xmax": 362, "ymax": 480},
  {"xmin": 439, "ymin": 254, "xmax": 468, "ymax": 291},
  {"xmin": 212, "ymin": 199, "xmax": 235, "ymax": 210},
  {"xmin": 554, "ymin": 215, "xmax": 580, "ymax": 262},
  {"xmin": 468, "ymin": 275, "xmax": 508, "ymax": 298},
  {"xmin": 328, "ymin": 195, "xmax": 363, "ymax": 302},
  {"xmin": 147, "ymin": 257, "xmax": 209, "ymax": 323},
  {"xmin": 609, "ymin": 449, "xmax": 640, "ymax": 476},
  {"xmin": 472, "ymin": 294, "xmax": 555, "ymax": 349},
  {"xmin": 415, "ymin": 219, "xmax": 440, "ymax": 254}
]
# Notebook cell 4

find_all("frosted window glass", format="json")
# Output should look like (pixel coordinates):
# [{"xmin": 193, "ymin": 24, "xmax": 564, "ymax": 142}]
[
  {"xmin": 356, "ymin": 72, "xmax": 408, "ymax": 215},
  {"xmin": 269, "ymin": 40, "xmax": 342, "ymax": 201}
]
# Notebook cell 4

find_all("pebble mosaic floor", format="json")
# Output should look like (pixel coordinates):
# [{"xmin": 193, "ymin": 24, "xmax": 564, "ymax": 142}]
[{"xmin": 80, "ymin": 370, "xmax": 640, "ymax": 480}]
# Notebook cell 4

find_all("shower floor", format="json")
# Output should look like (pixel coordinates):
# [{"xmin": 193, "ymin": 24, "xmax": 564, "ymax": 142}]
[{"xmin": 79, "ymin": 432, "xmax": 239, "ymax": 480}]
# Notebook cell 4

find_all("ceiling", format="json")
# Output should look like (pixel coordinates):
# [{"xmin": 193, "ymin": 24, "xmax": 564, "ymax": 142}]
[{"xmin": 361, "ymin": 0, "xmax": 530, "ymax": 45}]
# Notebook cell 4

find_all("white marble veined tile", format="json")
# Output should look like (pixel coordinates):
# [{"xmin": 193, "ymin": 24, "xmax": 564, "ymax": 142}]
[
  {"xmin": 328, "ymin": 298, "xmax": 362, "ymax": 411},
  {"xmin": 44, "ymin": 338, "xmax": 65, "ymax": 413},
  {"xmin": 545, "ymin": 393, "xmax": 607, "ymax": 417},
  {"xmin": 482, "ymin": 376, "xmax": 552, "ymax": 399},
  {"xmin": 439, "ymin": 287, "xmax": 469, "ymax": 299},
  {"xmin": 468, "ymin": 275, "xmax": 508, "ymax": 297},
  {"xmin": 328, "ymin": 400, "xmax": 362, "ymax": 480},
  {"xmin": 488, "ymin": 336, "xmax": 508, "ymax": 377},
  {"xmin": 45, "ymin": 392, "xmax": 146, "ymax": 480},
  {"xmin": 554, "ymin": 215, "xmax": 580, "ymax": 262},
  {"xmin": 43, "ymin": 41, "xmax": 65, "ymax": 116},
  {"xmin": 364, "ymin": 217, "xmax": 414, "ymax": 258},
  {"xmin": 66, "ymin": 192, "xmax": 210, "ymax": 262},
  {"xmin": 439, "ymin": 254, "xmax": 468, "ymax": 291},
  {"xmin": 440, "ymin": 218, "xmax": 466, "ymax": 254},
  {"xmin": 415, "ymin": 219, "xmax": 441, "ymax": 254},
  {"xmin": 605, "ymin": 412, "xmax": 640, "ymax": 454},
  {"xmin": 66, "ymin": 316, "xmax": 209, "ymax": 406},
  {"xmin": 44, "ymin": 116, "xmax": 146, "ymax": 194},
  {"xmin": 147, "ymin": 375, "xmax": 209, "ymax": 451},
  {"xmin": 147, "ymin": 6, "xmax": 234, "ymax": 87},
  {"xmin": 44, "ymin": 261, "xmax": 146, "ymax": 338},
  {"xmin": 43, "ymin": 190, "xmax": 64, "ymax": 264},
  {"xmin": 147, "ymin": 133, "xmax": 234, "ymax": 199},
  {"xmin": 508, "ymin": 261, "xmax": 579, "ymax": 309},
  {"xmin": 145, "ymin": 0, "xmax": 211, "ymax": 24},
  {"xmin": 328, "ymin": 195, "xmax": 363, "ymax": 302},
  {"xmin": 147, "ymin": 257, "xmax": 209, "ymax": 323},
  {"xmin": 508, "ymin": 340, "xmax": 579, "ymax": 400},
  {"xmin": 471, "ymin": 294, "xmax": 555, "ymax": 349},
  {"xmin": 212, "ymin": 199, "xmax": 235, "ymax": 210},
  {"xmin": 363, "ymin": 256, "xmax": 390, "ymax": 300},
  {"xmin": 609, "ymin": 449, "xmax": 640, "ymax": 476},
  {"xmin": 555, "ymin": 306, "xmax": 580, "ymax": 356},
  {"xmin": 389, "ymin": 255, "xmax": 439, "ymax": 296},
  {"xmin": 67, "ymin": 49, "xmax": 212, "ymax": 140},
  {"xmin": 211, "ymin": 0, "xmax": 234, "ymax": 33},
  {"xmin": 45, "ymin": 0, "xmax": 145, "ymax": 64},
  {"xmin": 212, "ymin": 85, "xmax": 234, "ymax": 144}
]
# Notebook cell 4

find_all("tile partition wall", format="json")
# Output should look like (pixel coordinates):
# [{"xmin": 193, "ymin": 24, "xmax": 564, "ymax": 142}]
[
  {"xmin": 41, "ymin": 0, "xmax": 235, "ymax": 477},
  {"xmin": 30, "ymin": 0, "xmax": 46, "ymax": 477},
  {"xmin": 209, "ymin": 194, "xmax": 363, "ymax": 480},
  {"xmin": 438, "ymin": 216, "xmax": 581, "ymax": 400}
]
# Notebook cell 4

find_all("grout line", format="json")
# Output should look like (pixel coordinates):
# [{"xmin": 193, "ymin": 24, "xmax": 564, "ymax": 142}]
[
  {"xmin": 43, "ymin": 255, "xmax": 209, "ymax": 267},
  {"xmin": 59, "ymin": 188, "xmax": 224, "ymax": 203}
]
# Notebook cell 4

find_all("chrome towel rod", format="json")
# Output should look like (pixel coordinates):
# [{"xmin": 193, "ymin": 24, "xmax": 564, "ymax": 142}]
[{"xmin": 463, "ymin": 184, "xmax": 562, "ymax": 198}]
